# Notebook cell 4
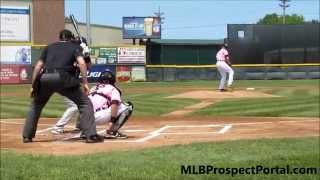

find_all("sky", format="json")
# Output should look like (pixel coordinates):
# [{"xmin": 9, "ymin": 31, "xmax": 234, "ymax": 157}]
[{"xmin": 65, "ymin": 0, "xmax": 320, "ymax": 40}]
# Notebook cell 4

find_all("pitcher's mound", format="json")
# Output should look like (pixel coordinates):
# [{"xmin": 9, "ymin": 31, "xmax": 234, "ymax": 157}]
[{"xmin": 166, "ymin": 90, "xmax": 278, "ymax": 100}]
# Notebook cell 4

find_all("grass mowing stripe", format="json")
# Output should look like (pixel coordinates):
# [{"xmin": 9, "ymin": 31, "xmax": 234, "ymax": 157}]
[
  {"xmin": 196, "ymin": 96, "xmax": 317, "ymax": 114},
  {"xmin": 194, "ymin": 98, "xmax": 318, "ymax": 117},
  {"xmin": 200, "ymin": 103, "xmax": 318, "ymax": 116},
  {"xmin": 236, "ymin": 104, "xmax": 318, "ymax": 117}
]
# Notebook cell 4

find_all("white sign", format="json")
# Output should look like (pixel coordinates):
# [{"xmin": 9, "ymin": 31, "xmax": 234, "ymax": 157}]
[
  {"xmin": 131, "ymin": 66, "xmax": 146, "ymax": 81},
  {"xmin": 117, "ymin": 47, "xmax": 146, "ymax": 64},
  {"xmin": 0, "ymin": 46, "xmax": 31, "ymax": 64},
  {"xmin": 0, "ymin": 6, "xmax": 30, "ymax": 41}
]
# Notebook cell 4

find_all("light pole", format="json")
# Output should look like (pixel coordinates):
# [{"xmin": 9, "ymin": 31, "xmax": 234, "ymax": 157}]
[
  {"xmin": 279, "ymin": 0, "xmax": 290, "ymax": 24},
  {"xmin": 154, "ymin": 6, "xmax": 165, "ymax": 38}
]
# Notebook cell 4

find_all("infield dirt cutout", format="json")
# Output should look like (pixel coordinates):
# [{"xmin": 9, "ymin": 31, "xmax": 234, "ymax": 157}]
[{"xmin": 0, "ymin": 90, "xmax": 318, "ymax": 155}]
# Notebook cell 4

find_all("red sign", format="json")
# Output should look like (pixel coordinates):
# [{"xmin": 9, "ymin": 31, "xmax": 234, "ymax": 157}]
[
  {"xmin": 116, "ymin": 66, "xmax": 131, "ymax": 82},
  {"xmin": 0, "ymin": 64, "xmax": 32, "ymax": 84}
]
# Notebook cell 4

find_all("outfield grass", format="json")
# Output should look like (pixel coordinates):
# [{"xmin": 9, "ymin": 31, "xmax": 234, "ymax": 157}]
[
  {"xmin": 0, "ymin": 80, "xmax": 319, "ymax": 118},
  {"xmin": 1, "ymin": 137, "xmax": 319, "ymax": 180}
]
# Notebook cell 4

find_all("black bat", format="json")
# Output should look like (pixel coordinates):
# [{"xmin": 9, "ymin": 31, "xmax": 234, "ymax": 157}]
[
  {"xmin": 70, "ymin": 14, "xmax": 83, "ymax": 43},
  {"xmin": 70, "ymin": 14, "xmax": 91, "ymax": 64}
]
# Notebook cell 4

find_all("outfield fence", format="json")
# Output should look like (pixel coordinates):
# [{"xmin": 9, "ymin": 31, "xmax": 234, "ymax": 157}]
[{"xmin": 146, "ymin": 64, "xmax": 320, "ymax": 81}]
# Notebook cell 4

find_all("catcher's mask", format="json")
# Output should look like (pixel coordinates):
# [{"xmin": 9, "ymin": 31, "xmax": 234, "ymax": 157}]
[{"xmin": 99, "ymin": 70, "xmax": 116, "ymax": 85}]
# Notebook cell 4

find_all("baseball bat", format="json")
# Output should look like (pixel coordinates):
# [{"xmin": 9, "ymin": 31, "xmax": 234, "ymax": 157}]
[{"xmin": 70, "ymin": 14, "xmax": 83, "ymax": 43}]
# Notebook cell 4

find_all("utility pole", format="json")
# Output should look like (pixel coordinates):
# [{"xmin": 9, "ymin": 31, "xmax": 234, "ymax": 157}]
[
  {"xmin": 154, "ymin": 6, "xmax": 165, "ymax": 38},
  {"xmin": 86, "ymin": 0, "xmax": 91, "ymax": 45},
  {"xmin": 279, "ymin": 0, "xmax": 290, "ymax": 24}
]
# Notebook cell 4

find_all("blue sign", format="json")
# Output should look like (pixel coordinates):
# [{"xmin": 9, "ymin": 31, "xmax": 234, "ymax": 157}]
[
  {"xmin": 87, "ymin": 65, "xmax": 116, "ymax": 83},
  {"xmin": 0, "ymin": 8, "xmax": 30, "ymax": 14},
  {"xmin": 123, "ymin": 17, "xmax": 161, "ymax": 39}
]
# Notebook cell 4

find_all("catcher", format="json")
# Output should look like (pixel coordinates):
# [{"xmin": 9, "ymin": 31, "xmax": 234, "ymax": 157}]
[
  {"xmin": 89, "ymin": 69, "xmax": 133, "ymax": 138},
  {"xmin": 52, "ymin": 69, "xmax": 133, "ymax": 139}
]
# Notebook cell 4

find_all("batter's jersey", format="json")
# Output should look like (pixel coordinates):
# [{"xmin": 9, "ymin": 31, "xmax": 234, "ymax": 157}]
[
  {"xmin": 88, "ymin": 83, "xmax": 122, "ymax": 112},
  {"xmin": 216, "ymin": 48, "xmax": 229, "ymax": 61}
]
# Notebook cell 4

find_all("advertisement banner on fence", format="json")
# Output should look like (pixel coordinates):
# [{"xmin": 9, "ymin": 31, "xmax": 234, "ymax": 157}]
[
  {"xmin": 131, "ymin": 66, "xmax": 146, "ymax": 81},
  {"xmin": 87, "ymin": 65, "xmax": 116, "ymax": 83},
  {"xmin": 1, "ymin": 46, "xmax": 31, "ymax": 64},
  {"xmin": 0, "ymin": 6, "xmax": 30, "ymax": 41},
  {"xmin": 118, "ymin": 47, "xmax": 146, "ymax": 64},
  {"xmin": 122, "ymin": 17, "xmax": 161, "ymax": 39},
  {"xmin": 0, "ymin": 64, "xmax": 32, "ymax": 84},
  {"xmin": 99, "ymin": 47, "xmax": 117, "ymax": 64},
  {"xmin": 116, "ymin": 65, "xmax": 131, "ymax": 82}
]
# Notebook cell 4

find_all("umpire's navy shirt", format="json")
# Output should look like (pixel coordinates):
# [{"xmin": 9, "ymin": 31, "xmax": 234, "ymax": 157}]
[{"xmin": 40, "ymin": 41, "xmax": 83, "ymax": 70}]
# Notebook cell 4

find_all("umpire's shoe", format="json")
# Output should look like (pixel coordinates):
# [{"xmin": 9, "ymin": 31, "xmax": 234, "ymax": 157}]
[
  {"xmin": 85, "ymin": 134, "xmax": 104, "ymax": 143},
  {"xmin": 23, "ymin": 137, "xmax": 32, "ymax": 143}
]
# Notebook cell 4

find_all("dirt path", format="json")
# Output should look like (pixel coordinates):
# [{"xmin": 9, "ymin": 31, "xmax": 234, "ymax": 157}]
[
  {"xmin": 163, "ymin": 90, "xmax": 280, "ymax": 116},
  {"xmin": 1, "ymin": 116, "xmax": 318, "ymax": 156}
]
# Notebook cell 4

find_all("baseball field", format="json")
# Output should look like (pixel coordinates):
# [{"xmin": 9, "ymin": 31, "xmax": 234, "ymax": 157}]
[{"xmin": 0, "ymin": 79, "xmax": 319, "ymax": 179}]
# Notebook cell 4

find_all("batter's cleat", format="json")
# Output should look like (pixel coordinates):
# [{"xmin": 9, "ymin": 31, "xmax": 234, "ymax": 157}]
[
  {"xmin": 219, "ymin": 89, "xmax": 228, "ymax": 92},
  {"xmin": 85, "ymin": 134, "xmax": 104, "ymax": 143},
  {"xmin": 70, "ymin": 128, "xmax": 81, "ymax": 133},
  {"xmin": 23, "ymin": 137, "xmax": 32, "ymax": 143},
  {"xmin": 51, "ymin": 127, "xmax": 64, "ymax": 134},
  {"xmin": 105, "ymin": 130, "xmax": 128, "ymax": 139}
]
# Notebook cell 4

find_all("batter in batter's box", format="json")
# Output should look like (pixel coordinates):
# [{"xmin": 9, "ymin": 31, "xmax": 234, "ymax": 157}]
[{"xmin": 51, "ymin": 70, "xmax": 133, "ymax": 139}]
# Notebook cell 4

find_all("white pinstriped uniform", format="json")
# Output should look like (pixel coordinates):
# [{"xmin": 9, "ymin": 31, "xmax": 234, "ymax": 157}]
[{"xmin": 216, "ymin": 47, "xmax": 234, "ymax": 90}]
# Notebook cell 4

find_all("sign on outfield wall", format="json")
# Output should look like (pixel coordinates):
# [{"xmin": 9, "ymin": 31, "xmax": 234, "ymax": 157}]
[
  {"xmin": 131, "ymin": 66, "xmax": 146, "ymax": 81},
  {"xmin": 86, "ymin": 65, "xmax": 116, "ymax": 83},
  {"xmin": 0, "ymin": 6, "xmax": 30, "ymax": 41},
  {"xmin": 99, "ymin": 47, "xmax": 117, "ymax": 64},
  {"xmin": 0, "ymin": 46, "xmax": 31, "ymax": 64},
  {"xmin": 0, "ymin": 64, "xmax": 32, "ymax": 84},
  {"xmin": 117, "ymin": 46, "xmax": 146, "ymax": 64},
  {"xmin": 122, "ymin": 17, "xmax": 161, "ymax": 39}
]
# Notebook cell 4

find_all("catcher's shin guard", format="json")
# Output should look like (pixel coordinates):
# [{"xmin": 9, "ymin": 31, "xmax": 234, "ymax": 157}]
[{"xmin": 110, "ymin": 102, "xmax": 133, "ymax": 132}]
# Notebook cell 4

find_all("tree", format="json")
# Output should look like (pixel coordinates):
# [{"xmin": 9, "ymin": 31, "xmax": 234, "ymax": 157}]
[{"xmin": 257, "ymin": 13, "xmax": 305, "ymax": 24}]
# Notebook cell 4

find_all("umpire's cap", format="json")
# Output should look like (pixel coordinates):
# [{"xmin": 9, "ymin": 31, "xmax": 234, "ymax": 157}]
[
  {"xmin": 59, "ymin": 29, "xmax": 75, "ymax": 41},
  {"xmin": 99, "ymin": 69, "xmax": 116, "ymax": 85}
]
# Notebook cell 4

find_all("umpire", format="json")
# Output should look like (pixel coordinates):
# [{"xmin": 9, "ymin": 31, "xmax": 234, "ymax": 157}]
[{"xmin": 22, "ymin": 29, "xmax": 103, "ymax": 143}]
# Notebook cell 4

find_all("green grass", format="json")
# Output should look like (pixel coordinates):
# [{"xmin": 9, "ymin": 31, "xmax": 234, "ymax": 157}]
[
  {"xmin": 1, "ymin": 80, "xmax": 319, "ymax": 180},
  {"xmin": 1, "ymin": 80, "xmax": 319, "ymax": 119},
  {"xmin": 1, "ymin": 137, "xmax": 319, "ymax": 180}
]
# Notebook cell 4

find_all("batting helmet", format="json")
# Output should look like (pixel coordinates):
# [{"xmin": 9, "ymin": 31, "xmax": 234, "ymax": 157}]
[{"xmin": 99, "ymin": 69, "xmax": 116, "ymax": 85}]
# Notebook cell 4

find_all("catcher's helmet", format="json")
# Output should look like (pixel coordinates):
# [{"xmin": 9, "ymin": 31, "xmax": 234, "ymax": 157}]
[{"xmin": 99, "ymin": 69, "xmax": 116, "ymax": 85}]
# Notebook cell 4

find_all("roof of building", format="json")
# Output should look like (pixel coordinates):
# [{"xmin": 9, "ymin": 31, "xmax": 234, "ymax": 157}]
[
  {"xmin": 150, "ymin": 39, "xmax": 224, "ymax": 45},
  {"xmin": 65, "ymin": 18, "xmax": 122, "ymax": 30}
]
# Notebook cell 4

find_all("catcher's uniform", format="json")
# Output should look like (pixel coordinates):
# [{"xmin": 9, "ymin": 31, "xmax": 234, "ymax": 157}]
[
  {"xmin": 89, "ymin": 83, "xmax": 129, "ymax": 125},
  {"xmin": 216, "ymin": 47, "xmax": 234, "ymax": 90}
]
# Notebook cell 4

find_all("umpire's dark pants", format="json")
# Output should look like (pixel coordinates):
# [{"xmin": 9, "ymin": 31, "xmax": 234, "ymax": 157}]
[{"xmin": 23, "ymin": 84, "xmax": 97, "ymax": 139}]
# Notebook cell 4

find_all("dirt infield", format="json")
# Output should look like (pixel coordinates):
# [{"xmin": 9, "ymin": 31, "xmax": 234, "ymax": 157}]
[{"xmin": 1, "ymin": 116, "xmax": 319, "ymax": 155}]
